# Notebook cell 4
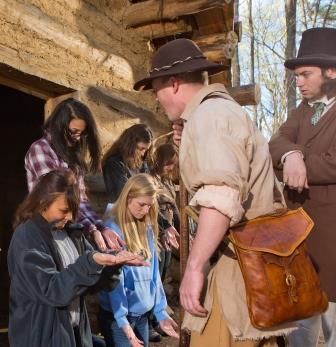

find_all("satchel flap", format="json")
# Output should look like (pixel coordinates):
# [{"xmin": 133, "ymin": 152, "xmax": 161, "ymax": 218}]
[{"xmin": 228, "ymin": 208, "xmax": 314, "ymax": 256}]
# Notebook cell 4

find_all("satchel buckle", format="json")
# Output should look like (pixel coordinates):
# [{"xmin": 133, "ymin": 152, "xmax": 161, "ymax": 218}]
[{"xmin": 285, "ymin": 273, "xmax": 298, "ymax": 303}]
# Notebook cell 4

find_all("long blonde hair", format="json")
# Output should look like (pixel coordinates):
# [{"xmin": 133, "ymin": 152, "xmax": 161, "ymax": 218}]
[{"xmin": 107, "ymin": 174, "xmax": 159, "ymax": 259}]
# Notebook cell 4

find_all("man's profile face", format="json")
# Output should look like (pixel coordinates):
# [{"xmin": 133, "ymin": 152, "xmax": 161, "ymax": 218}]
[
  {"xmin": 152, "ymin": 78, "xmax": 181, "ymax": 122},
  {"xmin": 294, "ymin": 66, "xmax": 324, "ymax": 101}
]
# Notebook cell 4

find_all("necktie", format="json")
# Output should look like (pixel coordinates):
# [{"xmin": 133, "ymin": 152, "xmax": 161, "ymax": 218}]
[{"xmin": 311, "ymin": 102, "xmax": 326, "ymax": 126}]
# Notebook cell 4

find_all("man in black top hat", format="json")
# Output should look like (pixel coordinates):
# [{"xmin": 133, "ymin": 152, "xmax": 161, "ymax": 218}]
[{"xmin": 269, "ymin": 27, "xmax": 336, "ymax": 347}]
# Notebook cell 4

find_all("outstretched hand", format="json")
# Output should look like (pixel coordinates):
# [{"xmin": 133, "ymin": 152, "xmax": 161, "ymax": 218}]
[
  {"xmin": 93, "ymin": 250, "xmax": 149, "ymax": 267},
  {"xmin": 165, "ymin": 226, "xmax": 179, "ymax": 249},
  {"xmin": 122, "ymin": 324, "xmax": 144, "ymax": 347},
  {"xmin": 159, "ymin": 317, "xmax": 179, "ymax": 339},
  {"xmin": 102, "ymin": 228, "xmax": 126, "ymax": 250}
]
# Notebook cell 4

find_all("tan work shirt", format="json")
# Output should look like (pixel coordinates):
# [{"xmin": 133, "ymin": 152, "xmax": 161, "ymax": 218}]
[
  {"xmin": 180, "ymin": 83, "xmax": 284, "ymax": 224},
  {"xmin": 180, "ymin": 83, "xmax": 291, "ymax": 340}
]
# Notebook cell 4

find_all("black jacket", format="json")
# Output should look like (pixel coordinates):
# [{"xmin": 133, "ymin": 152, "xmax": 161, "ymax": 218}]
[
  {"xmin": 102, "ymin": 154, "xmax": 149, "ymax": 203},
  {"xmin": 102, "ymin": 155, "xmax": 171, "ymax": 230},
  {"xmin": 8, "ymin": 214, "xmax": 103, "ymax": 347}
]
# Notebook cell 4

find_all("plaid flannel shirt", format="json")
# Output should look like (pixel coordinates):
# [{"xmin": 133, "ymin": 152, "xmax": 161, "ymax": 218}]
[{"xmin": 24, "ymin": 137, "xmax": 106, "ymax": 233}]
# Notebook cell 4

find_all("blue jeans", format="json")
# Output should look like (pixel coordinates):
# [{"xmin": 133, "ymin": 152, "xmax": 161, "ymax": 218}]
[
  {"xmin": 98, "ymin": 308, "xmax": 149, "ymax": 347},
  {"xmin": 287, "ymin": 302, "xmax": 336, "ymax": 347}
]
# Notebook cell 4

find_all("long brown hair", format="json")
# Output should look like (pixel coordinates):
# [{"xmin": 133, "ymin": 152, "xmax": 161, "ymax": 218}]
[
  {"xmin": 150, "ymin": 143, "xmax": 178, "ymax": 179},
  {"xmin": 105, "ymin": 174, "xmax": 159, "ymax": 259},
  {"xmin": 102, "ymin": 124, "xmax": 153, "ymax": 170},
  {"xmin": 44, "ymin": 98, "xmax": 101, "ymax": 174},
  {"xmin": 13, "ymin": 169, "xmax": 80, "ymax": 228}
]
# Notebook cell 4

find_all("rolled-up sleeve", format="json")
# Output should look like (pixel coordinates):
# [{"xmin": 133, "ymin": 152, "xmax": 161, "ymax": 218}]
[
  {"xmin": 181, "ymin": 99, "xmax": 252, "ymax": 225},
  {"xmin": 189, "ymin": 185, "xmax": 244, "ymax": 226}
]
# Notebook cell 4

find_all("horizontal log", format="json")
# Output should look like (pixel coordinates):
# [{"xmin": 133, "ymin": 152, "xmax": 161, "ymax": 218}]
[
  {"xmin": 133, "ymin": 19, "xmax": 192, "ymax": 39},
  {"xmin": 227, "ymin": 84, "xmax": 261, "ymax": 106},
  {"xmin": 87, "ymin": 86, "xmax": 166, "ymax": 132},
  {"xmin": 194, "ymin": 31, "xmax": 237, "ymax": 47},
  {"xmin": 195, "ymin": 31, "xmax": 238, "ymax": 61},
  {"xmin": 124, "ymin": 0, "xmax": 232, "ymax": 27},
  {"xmin": 0, "ymin": 62, "xmax": 74, "ymax": 100}
]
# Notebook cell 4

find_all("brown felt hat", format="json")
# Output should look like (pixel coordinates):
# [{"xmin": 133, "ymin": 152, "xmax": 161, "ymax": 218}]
[
  {"xmin": 285, "ymin": 27, "xmax": 336, "ymax": 70},
  {"xmin": 134, "ymin": 38, "xmax": 228, "ymax": 91}
]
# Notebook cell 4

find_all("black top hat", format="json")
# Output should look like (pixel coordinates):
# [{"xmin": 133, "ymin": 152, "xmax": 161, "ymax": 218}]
[
  {"xmin": 134, "ymin": 38, "xmax": 228, "ymax": 91},
  {"xmin": 285, "ymin": 27, "xmax": 336, "ymax": 70}
]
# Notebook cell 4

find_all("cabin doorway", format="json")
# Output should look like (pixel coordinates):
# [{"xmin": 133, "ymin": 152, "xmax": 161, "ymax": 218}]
[{"xmin": 0, "ymin": 84, "xmax": 45, "ymax": 315}]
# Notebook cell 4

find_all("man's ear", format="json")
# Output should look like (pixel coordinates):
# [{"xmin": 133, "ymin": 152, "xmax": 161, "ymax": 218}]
[
  {"xmin": 325, "ymin": 68, "xmax": 336, "ymax": 79},
  {"xmin": 170, "ymin": 76, "xmax": 179, "ymax": 94}
]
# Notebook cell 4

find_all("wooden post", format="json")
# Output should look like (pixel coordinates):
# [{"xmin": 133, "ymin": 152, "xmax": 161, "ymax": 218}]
[
  {"xmin": 123, "ymin": 0, "xmax": 231, "ymax": 27},
  {"xmin": 227, "ymin": 84, "xmax": 261, "ymax": 106},
  {"xmin": 179, "ymin": 180, "xmax": 190, "ymax": 347}
]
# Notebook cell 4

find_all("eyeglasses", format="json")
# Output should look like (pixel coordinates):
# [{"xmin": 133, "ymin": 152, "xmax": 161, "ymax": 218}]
[{"xmin": 67, "ymin": 128, "xmax": 87, "ymax": 138}]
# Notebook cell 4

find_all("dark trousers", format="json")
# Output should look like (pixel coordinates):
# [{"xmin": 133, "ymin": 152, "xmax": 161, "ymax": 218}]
[
  {"xmin": 74, "ymin": 326, "xmax": 83, "ymax": 347},
  {"xmin": 159, "ymin": 249, "xmax": 172, "ymax": 283}
]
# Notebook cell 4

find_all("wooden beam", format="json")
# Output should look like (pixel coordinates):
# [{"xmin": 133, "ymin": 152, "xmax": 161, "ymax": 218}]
[
  {"xmin": 0, "ymin": 63, "xmax": 75, "ymax": 100},
  {"xmin": 133, "ymin": 19, "xmax": 192, "ymax": 39},
  {"xmin": 195, "ymin": 31, "xmax": 238, "ymax": 61},
  {"xmin": 209, "ymin": 70, "xmax": 232, "ymax": 86},
  {"xmin": 87, "ymin": 86, "xmax": 166, "ymax": 132},
  {"xmin": 227, "ymin": 84, "xmax": 261, "ymax": 106},
  {"xmin": 194, "ymin": 3, "xmax": 234, "ymax": 35},
  {"xmin": 124, "ymin": 0, "xmax": 232, "ymax": 27},
  {"xmin": 0, "ymin": 75, "xmax": 53, "ymax": 100}
]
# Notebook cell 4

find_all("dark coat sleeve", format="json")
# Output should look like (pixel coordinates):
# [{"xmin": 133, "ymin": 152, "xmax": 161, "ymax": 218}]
[
  {"xmin": 269, "ymin": 104, "xmax": 336, "ymax": 185},
  {"xmin": 269, "ymin": 107, "xmax": 306, "ymax": 167},
  {"xmin": 9, "ymin": 235, "xmax": 103, "ymax": 307},
  {"xmin": 305, "ymin": 145, "xmax": 336, "ymax": 185},
  {"xmin": 103, "ymin": 157, "xmax": 129, "ymax": 203}
]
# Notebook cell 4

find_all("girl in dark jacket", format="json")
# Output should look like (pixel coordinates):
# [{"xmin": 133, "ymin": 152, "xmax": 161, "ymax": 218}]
[
  {"xmin": 8, "ymin": 169, "xmax": 146, "ymax": 347},
  {"xmin": 150, "ymin": 143, "xmax": 180, "ymax": 281},
  {"xmin": 102, "ymin": 123, "xmax": 153, "ymax": 203}
]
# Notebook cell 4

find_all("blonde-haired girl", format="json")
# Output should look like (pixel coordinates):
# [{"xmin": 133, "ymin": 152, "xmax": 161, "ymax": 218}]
[{"xmin": 98, "ymin": 174, "xmax": 179, "ymax": 347}]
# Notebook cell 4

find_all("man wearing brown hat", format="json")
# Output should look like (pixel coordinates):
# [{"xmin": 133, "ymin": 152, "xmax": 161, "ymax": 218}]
[
  {"xmin": 134, "ymin": 39, "xmax": 292, "ymax": 346},
  {"xmin": 269, "ymin": 27, "xmax": 336, "ymax": 347}
]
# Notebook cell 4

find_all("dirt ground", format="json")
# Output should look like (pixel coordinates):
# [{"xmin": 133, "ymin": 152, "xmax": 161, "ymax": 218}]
[{"xmin": 0, "ymin": 312, "xmax": 181, "ymax": 347}]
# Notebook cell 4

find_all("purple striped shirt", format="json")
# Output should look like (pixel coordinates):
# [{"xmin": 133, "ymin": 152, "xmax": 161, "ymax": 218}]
[{"xmin": 25, "ymin": 137, "xmax": 106, "ymax": 233}]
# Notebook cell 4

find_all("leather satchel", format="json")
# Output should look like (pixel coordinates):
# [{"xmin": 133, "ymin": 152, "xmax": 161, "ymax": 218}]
[{"xmin": 228, "ymin": 207, "xmax": 328, "ymax": 329}]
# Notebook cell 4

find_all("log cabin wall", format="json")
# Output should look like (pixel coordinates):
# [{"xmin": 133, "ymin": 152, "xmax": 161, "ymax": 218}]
[
  {"xmin": 0, "ymin": 1, "xmax": 251, "ymax": 329},
  {"xmin": 0, "ymin": 0, "xmax": 171, "ymax": 140}
]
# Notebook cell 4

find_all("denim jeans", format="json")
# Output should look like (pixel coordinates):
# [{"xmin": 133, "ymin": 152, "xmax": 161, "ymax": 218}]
[
  {"xmin": 92, "ymin": 334, "xmax": 106, "ymax": 347},
  {"xmin": 287, "ymin": 302, "xmax": 336, "ymax": 347},
  {"xmin": 98, "ymin": 308, "xmax": 149, "ymax": 347}
]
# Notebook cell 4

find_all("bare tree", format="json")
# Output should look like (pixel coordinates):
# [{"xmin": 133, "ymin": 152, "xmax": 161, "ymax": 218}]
[
  {"xmin": 247, "ymin": 0, "xmax": 258, "ymax": 126},
  {"xmin": 298, "ymin": 0, "xmax": 335, "ymax": 28},
  {"xmin": 232, "ymin": 0, "xmax": 241, "ymax": 87},
  {"xmin": 285, "ymin": 0, "xmax": 297, "ymax": 119}
]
